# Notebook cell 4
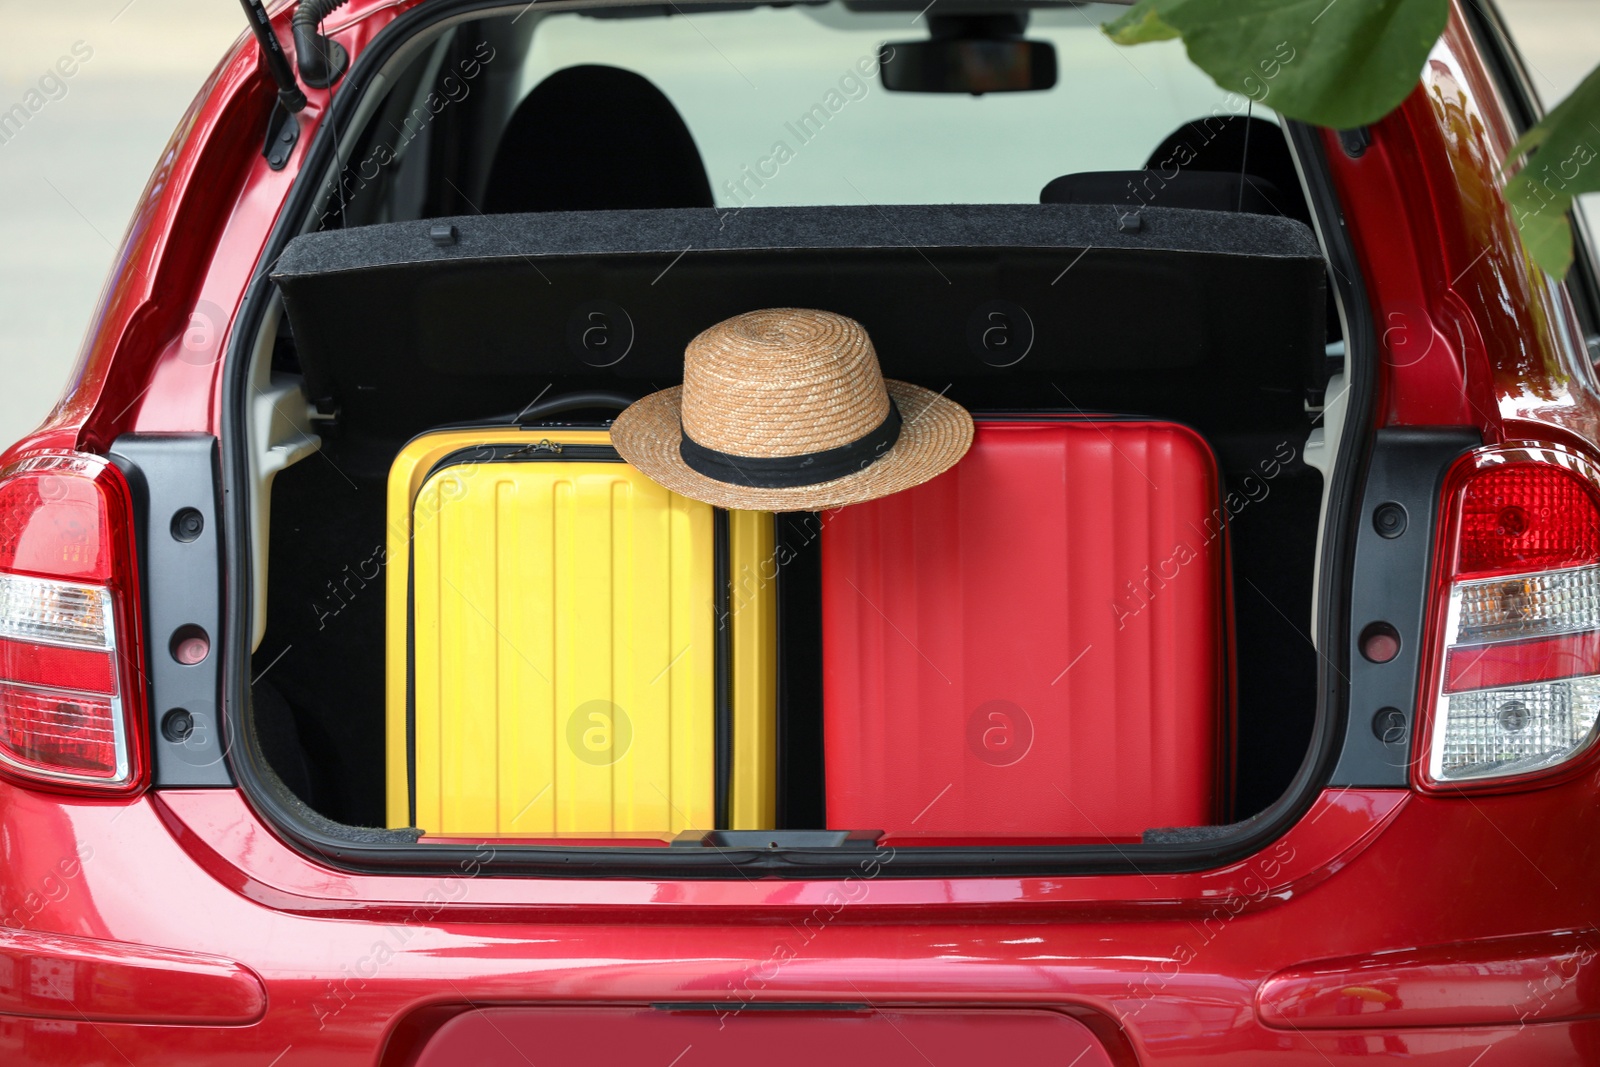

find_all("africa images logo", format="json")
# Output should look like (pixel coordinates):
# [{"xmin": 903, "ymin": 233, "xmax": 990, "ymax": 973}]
[{"xmin": 0, "ymin": 41, "xmax": 93, "ymax": 146}]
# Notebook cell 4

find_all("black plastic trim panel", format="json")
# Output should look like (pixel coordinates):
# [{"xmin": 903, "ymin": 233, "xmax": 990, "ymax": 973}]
[
  {"xmin": 1329, "ymin": 428, "xmax": 1479, "ymax": 786},
  {"xmin": 109, "ymin": 434, "xmax": 232, "ymax": 786}
]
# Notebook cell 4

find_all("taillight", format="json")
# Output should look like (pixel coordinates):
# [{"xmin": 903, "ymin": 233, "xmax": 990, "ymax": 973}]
[
  {"xmin": 1422, "ymin": 445, "xmax": 1600, "ymax": 788},
  {"xmin": 0, "ymin": 453, "xmax": 146, "ymax": 793}
]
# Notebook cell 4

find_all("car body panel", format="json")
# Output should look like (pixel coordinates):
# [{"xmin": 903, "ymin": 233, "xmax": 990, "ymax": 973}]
[
  {"xmin": 0, "ymin": 927, "xmax": 266, "ymax": 1026},
  {"xmin": 406, "ymin": 1008, "xmax": 1120, "ymax": 1067},
  {"xmin": 2, "ymin": 0, "xmax": 1597, "ymax": 1062},
  {"xmin": 1257, "ymin": 928, "xmax": 1600, "ymax": 1030},
  {"xmin": 1327, "ymin": 12, "xmax": 1593, "ymax": 442},
  {"xmin": 4, "ymin": 781, "xmax": 1599, "ymax": 1062}
]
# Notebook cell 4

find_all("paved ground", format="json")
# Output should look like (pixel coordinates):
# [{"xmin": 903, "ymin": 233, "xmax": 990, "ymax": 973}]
[{"xmin": 0, "ymin": 1, "xmax": 1592, "ymax": 447}]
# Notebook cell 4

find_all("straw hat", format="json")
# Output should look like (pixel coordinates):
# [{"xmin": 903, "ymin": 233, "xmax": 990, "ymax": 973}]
[{"xmin": 611, "ymin": 308, "xmax": 973, "ymax": 511}]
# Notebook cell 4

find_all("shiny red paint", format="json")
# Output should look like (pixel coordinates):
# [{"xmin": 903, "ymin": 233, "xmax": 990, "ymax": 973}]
[
  {"xmin": 29, "ymin": 2, "xmax": 419, "ymax": 457},
  {"xmin": 151, "ymin": 786, "xmax": 1401, "ymax": 920},
  {"xmin": 0, "ymin": 927, "xmax": 266, "ymax": 1026},
  {"xmin": 2, "ymin": 0, "xmax": 1597, "ymax": 1063},
  {"xmin": 1324, "ymin": 9, "xmax": 1592, "ymax": 443},
  {"xmin": 409, "ymin": 1008, "xmax": 1116, "ymax": 1067},
  {"xmin": 1257, "ymin": 928, "xmax": 1600, "ymax": 1030},
  {"xmin": 6, "ymin": 781, "xmax": 1600, "ymax": 1063}
]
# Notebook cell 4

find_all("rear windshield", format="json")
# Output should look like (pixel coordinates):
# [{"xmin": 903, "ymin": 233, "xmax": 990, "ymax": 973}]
[
  {"xmin": 520, "ymin": 4, "xmax": 1252, "ymax": 206},
  {"xmin": 327, "ymin": 1, "xmax": 1274, "ymax": 228}
]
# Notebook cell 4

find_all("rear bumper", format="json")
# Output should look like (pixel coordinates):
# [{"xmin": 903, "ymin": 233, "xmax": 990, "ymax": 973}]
[
  {"xmin": 1259, "ymin": 929, "xmax": 1599, "ymax": 1030},
  {"xmin": 2, "ymin": 784, "xmax": 1597, "ymax": 1065},
  {"xmin": 6, "ymin": 1010, "xmax": 1594, "ymax": 1066}
]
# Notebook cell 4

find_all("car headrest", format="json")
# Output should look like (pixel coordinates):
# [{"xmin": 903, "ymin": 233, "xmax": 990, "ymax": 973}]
[
  {"xmin": 1145, "ymin": 116, "xmax": 1300, "ymax": 206},
  {"xmin": 1040, "ymin": 115, "xmax": 1308, "ymax": 220},
  {"xmin": 482, "ymin": 64, "xmax": 714, "ymax": 214},
  {"xmin": 1146, "ymin": 114, "xmax": 1308, "ymax": 224},
  {"xmin": 1040, "ymin": 170, "xmax": 1283, "ymax": 215}
]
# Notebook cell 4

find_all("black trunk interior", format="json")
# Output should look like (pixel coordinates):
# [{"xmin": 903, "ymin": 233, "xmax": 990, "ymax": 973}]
[{"xmin": 253, "ymin": 203, "xmax": 1327, "ymax": 832}]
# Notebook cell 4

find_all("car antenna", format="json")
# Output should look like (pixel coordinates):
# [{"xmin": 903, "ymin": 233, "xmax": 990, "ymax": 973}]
[
  {"xmin": 236, "ymin": 0, "xmax": 306, "ymax": 170},
  {"xmin": 1236, "ymin": 100, "xmax": 1253, "ymax": 213}
]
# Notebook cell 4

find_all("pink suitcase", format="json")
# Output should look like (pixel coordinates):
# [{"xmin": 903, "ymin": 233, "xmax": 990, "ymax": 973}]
[{"xmin": 821, "ymin": 418, "xmax": 1233, "ymax": 838}]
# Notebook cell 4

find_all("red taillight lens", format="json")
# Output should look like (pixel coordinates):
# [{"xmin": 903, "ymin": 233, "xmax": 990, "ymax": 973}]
[
  {"xmin": 1423, "ymin": 447, "xmax": 1600, "ymax": 788},
  {"xmin": 0, "ymin": 454, "xmax": 145, "ymax": 793},
  {"xmin": 0, "ymin": 461, "xmax": 119, "ymax": 580},
  {"xmin": 0, "ymin": 683, "xmax": 120, "ymax": 777},
  {"xmin": 1458, "ymin": 463, "xmax": 1600, "ymax": 577},
  {"xmin": 1443, "ymin": 631, "xmax": 1600, "ymax": 692}
]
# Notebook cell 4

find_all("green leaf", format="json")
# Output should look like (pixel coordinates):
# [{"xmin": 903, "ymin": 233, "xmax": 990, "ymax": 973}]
[
  {"xmin": 1502, "ymin": 62, "xmax": 1600, "ymax": 278},
  {"xmin": 1503, "ymin": 119, "xmax": 1552, "ymax": 170},
  {"xmin": 1103, "ymin": 2, "xmax": 1181, "ymax": 44},
  {"xmin": 1102, "ymin": 0, "xmax": 1449, "ymax": 130}
]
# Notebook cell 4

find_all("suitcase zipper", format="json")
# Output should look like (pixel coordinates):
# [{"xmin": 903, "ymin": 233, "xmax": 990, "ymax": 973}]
[
  {"xmin": 503, "ymin": 438, "xmax": 567, "ymax": 458},
  {"xmin": 421, "ymin": 442, "xmax": 623, "ymax": 483}
]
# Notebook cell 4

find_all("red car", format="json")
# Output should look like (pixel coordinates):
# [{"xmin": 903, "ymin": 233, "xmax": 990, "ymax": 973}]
[{"xmin": 3, "ymin": 0, "xmax": 1599, "ymax": 1063}]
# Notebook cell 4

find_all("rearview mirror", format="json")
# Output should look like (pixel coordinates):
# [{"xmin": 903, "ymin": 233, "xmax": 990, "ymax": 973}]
[{"xmin": 879, "ymin": 36, "xmax": 1057, "ymax": 94}]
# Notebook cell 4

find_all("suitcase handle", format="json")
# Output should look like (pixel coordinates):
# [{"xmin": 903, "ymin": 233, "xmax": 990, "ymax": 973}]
[{"xmin": 514, "ymin": 390, "xmax": 637, "ymax": 425}]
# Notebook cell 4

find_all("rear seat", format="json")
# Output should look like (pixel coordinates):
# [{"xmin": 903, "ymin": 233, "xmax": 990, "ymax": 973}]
[{"xmin": 1040, "ymin": 169, "xmax": 1283, "ymax": 215}]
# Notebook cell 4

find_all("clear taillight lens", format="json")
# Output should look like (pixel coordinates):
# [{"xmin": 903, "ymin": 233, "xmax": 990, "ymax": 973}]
[
  {"xmin": 0, "ymin": 573, "xmax": 114, "ymax": 648},
  {"xmin": 1425, "ymin": 448, "xmax": 1600, "ymax": 786},
  {"xmin": 0, "ymin": 454, "xmax": 145, "ymax": 792}
]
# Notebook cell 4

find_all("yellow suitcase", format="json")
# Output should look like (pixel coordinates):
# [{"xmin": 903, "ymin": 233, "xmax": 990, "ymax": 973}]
[{"xmin": 385, "ymin": 424, "xmax": 776, "ymax": 836}]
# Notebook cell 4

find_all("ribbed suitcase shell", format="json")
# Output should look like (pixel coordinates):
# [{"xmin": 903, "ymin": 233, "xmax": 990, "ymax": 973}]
[
  {"xmin": 385, "ymin": 428, "xmax": 776, "ymax": 836},
  {"xmin": 822, "ymin": 419, "xmax": 1230, "ymax": 837}
]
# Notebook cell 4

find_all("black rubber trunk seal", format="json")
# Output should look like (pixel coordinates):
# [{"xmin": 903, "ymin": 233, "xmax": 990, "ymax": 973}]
[{"xmin": 216, "ymin": 0, "xmax": 1379, "ymax": 879}]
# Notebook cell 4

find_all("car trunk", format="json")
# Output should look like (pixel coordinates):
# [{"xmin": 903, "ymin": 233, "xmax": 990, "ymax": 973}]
[{"xmin": 241, "ymin": 201, "xmax": 1336, "ymax": 866}]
